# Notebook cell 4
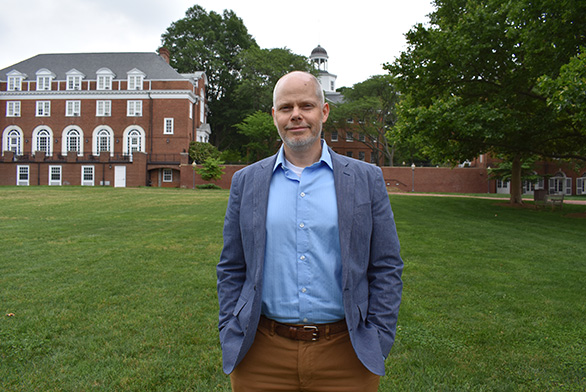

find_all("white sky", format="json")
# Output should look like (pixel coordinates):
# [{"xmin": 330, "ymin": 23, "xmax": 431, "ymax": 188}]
[{"xmin": 0, "ymin": 0, "xmax": 434, "ymax": 88}]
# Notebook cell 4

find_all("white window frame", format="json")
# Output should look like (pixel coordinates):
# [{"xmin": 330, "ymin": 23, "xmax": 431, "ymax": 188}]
[
  {"xmin": 331, "ymin": 131, "xmax": 338, "ymax": 142},
  {"xmin": 93, "ymin": 127, "xmax": 114, "ymax": 156},
  {"xmin": 64, "ymin": 128, "xmax": 82, "ymax": 155},
  {"xmin": 127, "ymin": 69, "xmax": 145, "ymax": 90},
  {"xmin": 97, "ymin": 130, "xmax": 111, "ymax": 154},
  {"xmin": 7, "ymin": 72, "xmax": 24, "ymax": 91},
  {"xmin": 49, "ymin": 165, "xmax": 62, "ymax": 186},
  {"xmin": 127, "ymin": 101, "xmax": 142, "ymax": 117},
  {"xmin": 346, "ymin": 131, "xmax": 354, "ymax": 142},
  {"xmin": 122, "ymin": 126, "xmax": 145, "ymax": 156},
  {"xmin": 126, "ymin": 129, "xmax": 142, "ymax": 155},
  {"xmin": 36, "ymin": 69, "xmax": 55, "ymax": 91},
  {"xmin": 7, "ymin": 101, "xmax": 21, "ymax": 117},
  {"xmin": 81, "ymin": 166, "xmax": 95, "ymax": 186},
  {"xmin": 33, "ymin": 127, "xmax": 53, "ymax": 155},
  {"xmin": 164, "ymin": 118, "xmax": 174, "ymax": 134},
  {"xmin": 36, "ymin": 76, "xmax": 52, "ymax": 90},
  {"xmin": 577, "ymin": 176, "xmax": 586, "ymax": 196},
  {"xmin": 96, "ymin": 100, "xmax": 111, "ymax": 116},
  {"xmin": 97, "ymin": 75, "xmax": 112, "ymax": 90},
  {"xmin": 36, "ymin": 101, "xmax": 51, "ymax": 117},
  {"xmin": 66, "ymin": 69, "xmax": 85, "ymax": 91},
  {"xmin": 96, "ymin": 68, "xmax": 115, "ymax": 91},
  {"xmin": 17, "ymin": 165, "xmax": 29, "ymax": 186},
  {"xmin": 66, "ymin": 101, "xmax": 81, "ymax": 116},
  {"xmin": 4, "ymin": 128, "xmax": 23, "ymax": 155},
  {"xmin": 163, "ymin": 168, "xmax": 173, "ymax": 182}
]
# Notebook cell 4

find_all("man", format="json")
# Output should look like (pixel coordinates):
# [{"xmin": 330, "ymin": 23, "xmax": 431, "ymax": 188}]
[{"xmin": 217, "ymin": 71, "xmax": 403, "ymax": 391}]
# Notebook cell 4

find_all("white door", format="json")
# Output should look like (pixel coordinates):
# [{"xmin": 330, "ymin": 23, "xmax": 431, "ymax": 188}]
[{"xmin": 114, "ymin": 166, "xmax": 126, "ymax": 188}]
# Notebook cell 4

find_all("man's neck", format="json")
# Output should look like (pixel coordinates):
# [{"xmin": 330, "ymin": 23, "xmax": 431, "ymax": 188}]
[{"xmin": 283, "ymin": 143, "xmax": 322, "ymax": 168}]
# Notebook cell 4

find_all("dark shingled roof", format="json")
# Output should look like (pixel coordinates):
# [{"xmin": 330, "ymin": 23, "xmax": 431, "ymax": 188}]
[{"xmin": 0, "ymin": 52, "xmax": 186, "ymax": 81}]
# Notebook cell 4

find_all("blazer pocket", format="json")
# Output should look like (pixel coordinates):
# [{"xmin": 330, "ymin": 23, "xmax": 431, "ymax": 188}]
[
  {"xmin": 357, "ymin": 299, "xmax": 369, "ymax": 322},
  {"xmin": 233, "ymin": 293, "xmax": 252, "ymax": 332}
]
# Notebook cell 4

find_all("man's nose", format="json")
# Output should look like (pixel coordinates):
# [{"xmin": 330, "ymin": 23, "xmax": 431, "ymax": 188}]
[{"xmin": 291, "ymin": 105, "xmax": 301, "ymax": 120}]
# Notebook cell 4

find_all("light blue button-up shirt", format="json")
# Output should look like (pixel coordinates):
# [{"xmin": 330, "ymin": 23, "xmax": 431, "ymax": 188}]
[{"xmin": 261, "ymin": 141, "xmax": 344, "ymax": 324}]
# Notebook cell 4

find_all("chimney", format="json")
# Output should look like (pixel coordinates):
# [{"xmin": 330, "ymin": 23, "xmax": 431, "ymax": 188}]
[{"xmin": 158, "ymin": 47, "xmax": 170, "ymax": 64}]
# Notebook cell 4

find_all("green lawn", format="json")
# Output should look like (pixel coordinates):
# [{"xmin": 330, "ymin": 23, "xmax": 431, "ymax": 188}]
[{"xmin": 1, "ymin": 187, "xmax": 584, "ymax": 391}]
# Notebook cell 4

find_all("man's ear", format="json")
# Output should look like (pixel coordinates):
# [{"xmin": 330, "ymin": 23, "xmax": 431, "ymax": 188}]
[
  {"xmin": 272, "ymin": 107, "xmax": 278, "ymax": 128},
  {"xmin": 322, "ymin": 102, "xmax": 330, "ymax": 123}
]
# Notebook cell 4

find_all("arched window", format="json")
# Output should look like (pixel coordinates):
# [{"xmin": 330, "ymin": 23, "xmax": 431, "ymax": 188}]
[
  {"xmin": 127, "ymin": 129, "xmax": 141, "ymax": 155},
  {"xmin": 92, "ymin": 126, "xmax": 114, "ymax": 156},
  {"xmin": 33, "ymin": 127, "xmax": 53, "ymax": 155},
  {"xmin": 66, "ymin": 129, "xmax": 81, "ymax": 154},
  {"xmin": 97, "ymin": 129, "xmax": 111, "ymax": 153},
  {"xmin": 3, "ymin": 128, "xmax": 23, "ymax": 155},
  {"xmin": 122, "ymin": 126, "xmax": 145, "ymax": 157}
]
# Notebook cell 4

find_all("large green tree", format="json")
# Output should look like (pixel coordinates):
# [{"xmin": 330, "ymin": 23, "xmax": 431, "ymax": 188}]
[
  {"xmin": 386, "ymin": 0, "xmax": 586, "ymax": 204},
  {"xmin": 234, "ymin": 110, "xmax": 279, "ymax": 162},
  {"xmin": 161, "ymin": 5, "xmax": 258, "ymax": 149}
]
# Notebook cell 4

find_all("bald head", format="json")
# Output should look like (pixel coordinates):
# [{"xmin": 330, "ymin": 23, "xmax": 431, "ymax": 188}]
[{"xmin": 273, "ymin": 71, "xmax": 325, "ymax": 108}]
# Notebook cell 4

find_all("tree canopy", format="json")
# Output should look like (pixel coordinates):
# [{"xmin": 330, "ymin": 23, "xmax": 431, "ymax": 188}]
[
  {"xmin": 386, "ymin": 0, "xmax": 586, "ymax": 203},
  {"xmin": 234, "ymin": 110, "xmax": 279, "ymax": 162}
]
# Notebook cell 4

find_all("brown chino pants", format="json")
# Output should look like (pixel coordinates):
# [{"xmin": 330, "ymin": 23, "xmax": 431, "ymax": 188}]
[{"xmin": 230, "ymin": 320, "xmax": 380, "ymax": 392}]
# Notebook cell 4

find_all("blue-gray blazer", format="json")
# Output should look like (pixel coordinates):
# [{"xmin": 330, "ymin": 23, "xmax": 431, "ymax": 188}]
[{"xmin": 217, "ymin": 147, "xmax": 403, "ymax": 376}]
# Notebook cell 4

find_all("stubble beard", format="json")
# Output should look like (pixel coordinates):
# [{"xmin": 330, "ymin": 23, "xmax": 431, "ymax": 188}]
[{"xmin": 279, "ymin": 126, "xmax": 321, "ymax": 152}]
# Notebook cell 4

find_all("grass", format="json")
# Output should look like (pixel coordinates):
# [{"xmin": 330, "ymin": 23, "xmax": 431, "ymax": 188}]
[{"xmin": 1, "ymin": 187, "xmax": 585, "ymax": 391}]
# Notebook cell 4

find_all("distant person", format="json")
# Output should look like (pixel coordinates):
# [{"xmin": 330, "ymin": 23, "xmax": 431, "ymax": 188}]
[{"xmin": 217, "ymin": 71, "xmax": 403, "ymax": 391}]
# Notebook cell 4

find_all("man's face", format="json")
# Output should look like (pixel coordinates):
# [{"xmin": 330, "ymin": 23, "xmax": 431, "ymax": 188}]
[{"xmin": 272, "ymin": 73, "xmax": 329, "ymax": 153}]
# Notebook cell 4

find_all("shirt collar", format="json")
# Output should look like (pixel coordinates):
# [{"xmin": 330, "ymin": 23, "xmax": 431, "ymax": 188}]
[{"xmin": 273, "ymin": 140, "xmax": 333, "ymax": 172}]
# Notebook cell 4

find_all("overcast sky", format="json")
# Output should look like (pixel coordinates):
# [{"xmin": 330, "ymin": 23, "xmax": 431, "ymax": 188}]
[{"xmin": 0, "ymin": 0, "xmax": 434, "ymax": 88}]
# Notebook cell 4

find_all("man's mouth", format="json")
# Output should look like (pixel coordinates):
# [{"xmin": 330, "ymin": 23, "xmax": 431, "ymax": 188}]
[{"xmin": 286, "ymin": 125, "xmax": 309, "ymax": 132}]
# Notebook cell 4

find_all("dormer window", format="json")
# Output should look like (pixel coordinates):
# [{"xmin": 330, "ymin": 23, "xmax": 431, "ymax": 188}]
[
  {"xmin": 66, "ymin": 69, "xmax": 85, "ymax": 90},
  {"xmin": 127, "ymin": 69, "xmax": 145, "ymax": 90},
  {"xmin": 36, "ymin": 69, "xmax": 55, "ymax": 91},
  {"xmin": 97, "ymin": 68, "xmax": 115, "ymax": 90},
  {"xmin": 7, "ymin": 70, "xmax": 26, "ymax": 91}
]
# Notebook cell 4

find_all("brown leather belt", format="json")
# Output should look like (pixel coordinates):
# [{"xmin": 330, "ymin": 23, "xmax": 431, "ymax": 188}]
[{"xmin": 259, "ymin": 316, "xmax": 347, "ymax": 341}]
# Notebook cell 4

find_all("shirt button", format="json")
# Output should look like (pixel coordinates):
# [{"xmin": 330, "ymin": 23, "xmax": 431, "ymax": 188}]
[
  {"xmin": 303, "ymin": 318, "xmax": 308, "ymax": 322},
  {"xmin": 301, "ymin": 288, "xmax": 307, "ymax": 293},
  {"xmin": 300, "ymin": 192, "xmax": 306, "ymax": 197},
  {"xmin": 299, "ymin": 222, "xmax": 305, "ymax": 228},
  {"xmin": 300, "ymin": 255, "xmax": 306, "ymax": 261}
]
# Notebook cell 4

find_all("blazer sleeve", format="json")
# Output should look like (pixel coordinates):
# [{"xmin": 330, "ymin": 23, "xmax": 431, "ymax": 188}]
[
  {"xmin": 217, "ymin": 170, "xmax": 246, "ymax": 332},
  {"xmin": 366, "ymin": 167, "xmax": 404, "ymax": 358}
]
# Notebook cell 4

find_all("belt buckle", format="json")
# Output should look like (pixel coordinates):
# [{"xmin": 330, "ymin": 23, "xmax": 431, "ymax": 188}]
[{"xmin": 303, "ymin": 325, "xmax": 319, "ymax": 341}]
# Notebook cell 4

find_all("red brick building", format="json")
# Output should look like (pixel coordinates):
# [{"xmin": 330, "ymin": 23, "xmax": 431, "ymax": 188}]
[{"xmin": 0, "ymin": 49, "xmax": 209, "ymax": 187}]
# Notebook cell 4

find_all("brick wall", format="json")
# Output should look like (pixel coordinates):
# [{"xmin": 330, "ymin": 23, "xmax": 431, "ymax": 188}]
[{"xmin": 183, "ymin": 163, "xmax": 493, "ymax": 193}]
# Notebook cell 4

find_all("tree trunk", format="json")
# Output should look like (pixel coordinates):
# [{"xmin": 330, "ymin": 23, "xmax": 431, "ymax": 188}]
[{"xmin": 509, "ymin": 155, "xmax": 524, "ymax": 205}]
